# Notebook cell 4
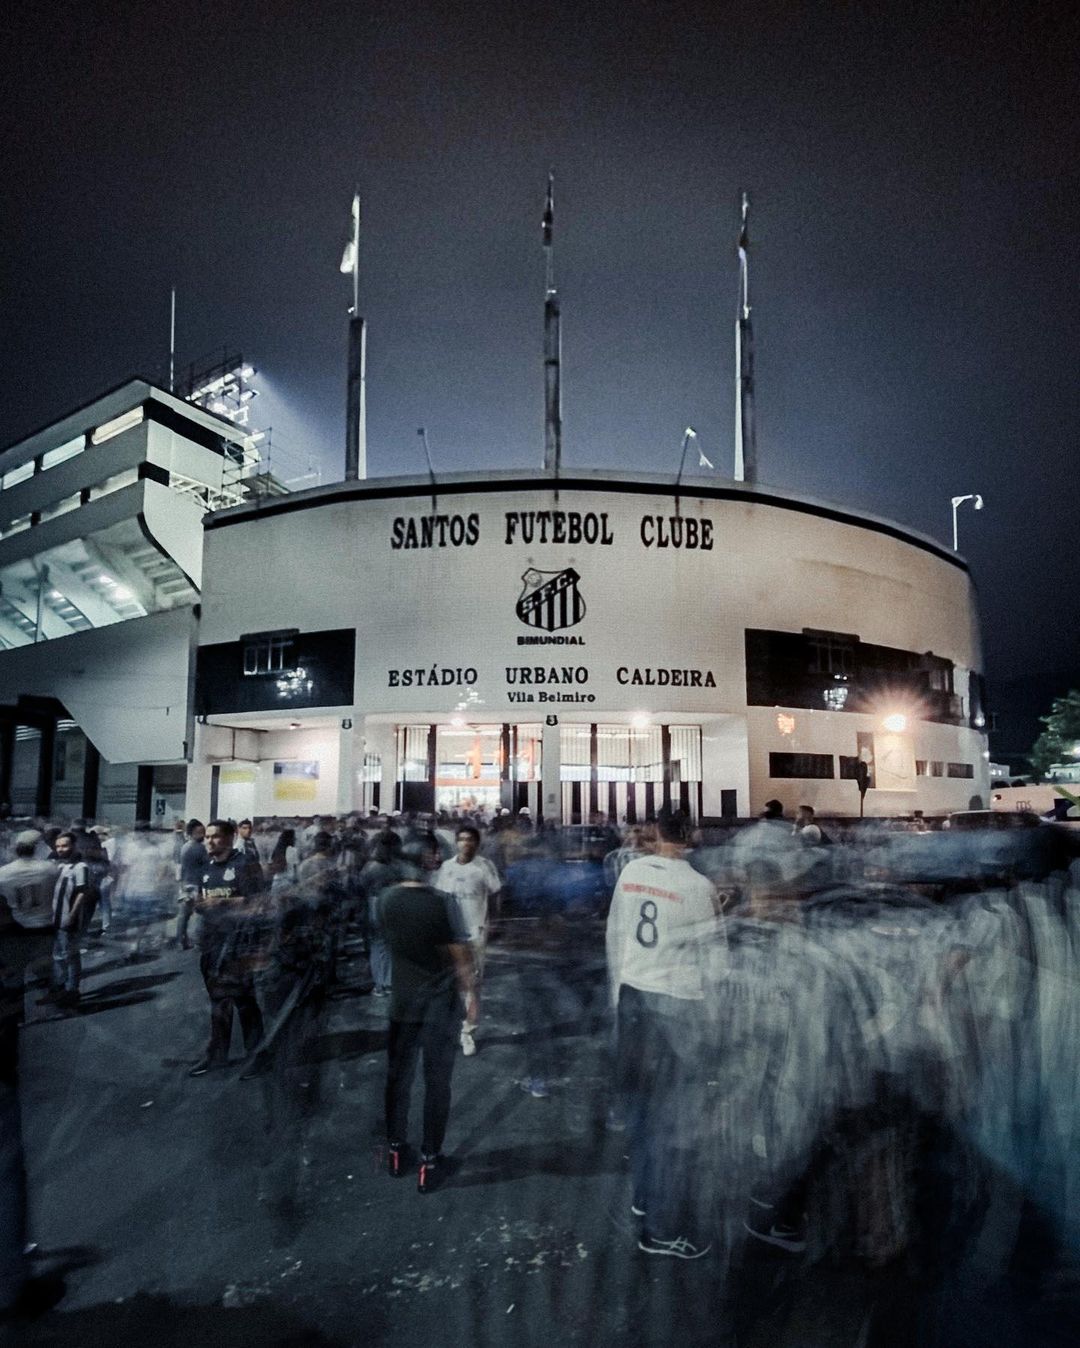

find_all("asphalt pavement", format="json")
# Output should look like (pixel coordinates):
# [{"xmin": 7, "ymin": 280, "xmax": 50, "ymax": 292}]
[{"xmin": 10, "ymin": 919, "xmax": 1080, "ymax": 1347}]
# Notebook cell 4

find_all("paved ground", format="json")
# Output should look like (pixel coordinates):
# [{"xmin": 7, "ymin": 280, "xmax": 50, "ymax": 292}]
[{"xmin": 9, "ymin": 922, "xmax": 1080, "ymax": 1347}]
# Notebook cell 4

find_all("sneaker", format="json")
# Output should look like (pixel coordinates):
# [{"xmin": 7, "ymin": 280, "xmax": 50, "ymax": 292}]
[
  {"xmin": 460, "ymin": 1029, "xmax": 477, "ymax": 1057},
  {"xmin": 240, "ymin": 1054, "xmax": 272, "ymax": 1081},
  {"xmin": 417, "ymin": 1153, "xmax": 440, "ymax": 1194},
  {"xmin": 743, "ymin": 1214, "xmax": 806, "ymax": 1253},
  {"xmin": 630, "ymin": 1201, "xmax": 647, "ymax": 1218},
  {"xmin": 187, "ymin": 1059, "xmax": 220, "ymax": 1078},
  {"xmin": 638, "ymin": 1234, "xmax": 711, "ymax": 1260},
  {"xmin": 518, "ymin": 1077, "xmax": 549, "ymax": 1099},
  {"xmin": 387, "ymin": 1143, "xmax": 406, "ymax": 1179}
]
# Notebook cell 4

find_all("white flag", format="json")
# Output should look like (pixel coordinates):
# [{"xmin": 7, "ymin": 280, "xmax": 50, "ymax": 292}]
[
  {"xmin": 698, "ymin": 448, "xmax": 714, "ymax": 470},
  {"xmin": 340, "ymin": 193, "xmax": 359, "ymax": 274}
]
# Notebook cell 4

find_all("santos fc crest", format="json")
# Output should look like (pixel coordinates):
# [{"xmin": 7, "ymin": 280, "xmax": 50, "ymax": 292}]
[{"xmin": 516, "ymin": 568, "xmax": 585, "ymax": 632}]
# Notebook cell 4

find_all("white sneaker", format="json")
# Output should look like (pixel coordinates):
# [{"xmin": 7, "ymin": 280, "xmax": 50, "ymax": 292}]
[{"xmin": 460, "ymin": 1029, "xmax": 477, "ymax": 1057}]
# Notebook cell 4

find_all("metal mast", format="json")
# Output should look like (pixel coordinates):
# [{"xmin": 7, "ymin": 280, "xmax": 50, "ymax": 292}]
[
  {"xmin": 342, "ymin": 191, "xmax": 367, "ymax": 481},
  {"xmin": 734, "ymin": 192, "xmax": 757, "ymax": 484},
  {"xmin": 543, "ymin": 172, "xmax": 562, "ymax": 475}
]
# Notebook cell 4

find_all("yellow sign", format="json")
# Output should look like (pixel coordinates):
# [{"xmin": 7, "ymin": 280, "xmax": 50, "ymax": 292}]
[{"xmin": 273, "ymin": 760, "xmax": 319, "ymax": 802}]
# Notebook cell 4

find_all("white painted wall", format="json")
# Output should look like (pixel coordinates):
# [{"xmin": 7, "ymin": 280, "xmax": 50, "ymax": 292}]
[
  {"xmin": 0, "ymin": 606, "xmax": 196, "ymax": 763},
  {"xmin": 198, "ymin": 477, "xmax": 987, "ymax": 818}
]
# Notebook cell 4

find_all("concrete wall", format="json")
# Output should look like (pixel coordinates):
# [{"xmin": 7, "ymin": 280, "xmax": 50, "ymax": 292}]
[
  {"xmin": 198, "ymin": 478, "xmax": 987, "ymax": 817},
  {"xmin": 0, "ymin": 606, "xmax": 197, "ymax": 763}
]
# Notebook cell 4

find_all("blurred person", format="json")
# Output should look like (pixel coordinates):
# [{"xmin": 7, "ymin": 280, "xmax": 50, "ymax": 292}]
[
  {"xmin": 380, "ymin": 833, "xmax": 476, "ymax": 1193},
  {"xmin": 48, "ymin": 833, "xmax": 89, "ymax": 1010},
  {"xmin": 434, "ymin": 825, "xmax": 501, "ymax": 1056},
  {"xmin": 174, "ymin": 819, "xmax": 206, "ymax": 950},
  {"xmin": 188, "ymin": 820, "xmax": 266, "ymax": 1077},
  {"xmin": 268, "ymin": 828, "xmax": 300, "ymax": 895},
  {"xmin": 170, "ymin": 816, "xmax": 187, "ymax": 866},
  {"xmin": 361, "ymin": 830, "xmax": 407, "ymax": 997},
  {"xmin": 606, "ymin": 809, "xmax": 724, "ymax": 1260},
  {"xmin": 0, "ymin": 834, "xmax": 57, "ymax": 1006},
  {"xmin": 0, "ymin": 896, "xmax": 65, "ymax": 1316},
  {"xmin": 793, "ymin": 805, "xmax": 822, "ymax": 845},
  {"xmin": 236, "ymin": 819, "xmax": 262, "ymax": 874},
  {"xmin": 71, "ymin": 824, "xmax": 111, "ymax": 937},
  {"xmin": 0, "ymin": 833, "xmax": 56, "ymax": 940},
  {"xmin": 297, "ymin": 832, "xmax": 344, "ymax": 906},
  {"xmin": 604, "ymin": 824, "xmax": 652, "ymax": 889},
  {"xmin": 114, "ymin": 826, "xmax": 171, "ymax": 947}
]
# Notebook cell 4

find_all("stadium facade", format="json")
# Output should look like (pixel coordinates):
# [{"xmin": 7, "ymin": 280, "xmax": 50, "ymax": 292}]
[{"xmin": 0, "ymin": 381, "xmax": 989, "ymax": 826}]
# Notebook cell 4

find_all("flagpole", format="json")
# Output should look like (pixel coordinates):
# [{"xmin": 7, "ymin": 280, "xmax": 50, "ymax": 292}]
[
  {"xmin": 543, "ymin": 171, "xmax": 562, "ymax": 478},
  {"xmin": 169, "ymin": 286, "xmax": 176, "ymax": 394},
  {"xmin": 735, "ymin": 191, "xmax": 757, "ymax": 485},
  {"xmin": 344, "ymin": 191, "xmax": 367, "ymax": 481}
]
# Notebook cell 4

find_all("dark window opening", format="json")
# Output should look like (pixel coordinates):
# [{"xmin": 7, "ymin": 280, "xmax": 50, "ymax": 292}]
[
  {"xmin": 769, "ymin": 752, "xmax": 835, "ymax": 779},
  {"xmin": 243, "ymin": 634, "xmax": 296, "ymax": 676},
  {"xmin": 947, "ymin": 761, "xmax": 974, "ymax": 779}
]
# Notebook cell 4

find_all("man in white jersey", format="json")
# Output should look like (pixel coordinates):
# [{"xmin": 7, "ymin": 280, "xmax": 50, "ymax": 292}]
[
  {"xmin": 434, "ymin": 825, "xmax": 500, "ymax": 1056},
  {"xmin": 606, "ymin": 809, "xmax": 724, "ymax": 1260}
]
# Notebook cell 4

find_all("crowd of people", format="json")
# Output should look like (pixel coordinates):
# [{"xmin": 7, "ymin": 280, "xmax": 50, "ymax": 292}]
[{"xmin": 2, "ymin": 799, "xmax": 1079, "ymax": 1319}]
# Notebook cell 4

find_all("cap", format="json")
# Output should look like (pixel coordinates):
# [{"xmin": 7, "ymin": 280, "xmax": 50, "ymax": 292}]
[{"xmin": 16, "ymin": 830, "xmax": 41, "ymax": 847}]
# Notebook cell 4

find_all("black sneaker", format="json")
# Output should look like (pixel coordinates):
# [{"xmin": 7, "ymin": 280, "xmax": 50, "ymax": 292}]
[
  {"xmin": 417, "ymin": 1153, "xmax": 440, "ymax": 1194},
  {"xmin": 638, "ymin": 1234, "xmax": 711, "ymax": 1260},
  {"xmin": 240, "ymin": 1054, "xmax": 272, "ymax": 1081},
  {"xmin": 187, "ymin": 1059, "xmax": 218, "ymax": 1078},
  {"xmin": 387, "ymin": 1143, "xmax": 406, "ymax": 1178},
  {"xmin": 630, "ymin": 1201, "xmax": 646, "ymax": 1218}
]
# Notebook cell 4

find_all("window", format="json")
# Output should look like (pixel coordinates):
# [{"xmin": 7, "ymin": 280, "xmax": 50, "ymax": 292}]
[
  {"xmin": 769, "ymin": 752, "xmax": 834, "ymax": 779},
  {"xmin": 91, "ymin": 407, "xmax": 144, "ymax": 445},
  {"xmin": 947, "ymin": 762, "xmax": 974, "ymax": 779},
  {"xmin": 1, "ymin": 460, "xmax": 34, "ymax": 490},
  {"xmin": 243, "ymin": 634, "xmax": 295, "ymax": 675},
  {"xmin": 38, "ymin": 492, "xmax": 81, "ymax": 522},
  {"xmin": 915, "ymin": 760, "xmax": 927, "ymax": 776},
  {"xmin": 823, "ymin": 685, "xmax": 850, "ymax": 712},
  {"xmin": 89, "ymin": 467, "xmax": 139, "ymax": 500},
  {"xmin": 806, "ymin": 632, "xmax": 856, "ymax": 676},
  {"xmin": 41, "ymin": 437, "xmax": 84, "ymax": 470}
]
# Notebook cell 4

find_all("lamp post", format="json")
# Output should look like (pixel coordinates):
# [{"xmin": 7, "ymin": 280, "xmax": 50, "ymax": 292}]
[{"xmin": 951, "ymin": 494, "xmax": 984, "ymax": 552}]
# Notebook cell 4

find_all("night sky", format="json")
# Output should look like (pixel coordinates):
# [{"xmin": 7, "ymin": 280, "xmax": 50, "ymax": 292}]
[{"xmin": 2, "ymin": 1, "xmax": 1077, "ymax": 748}]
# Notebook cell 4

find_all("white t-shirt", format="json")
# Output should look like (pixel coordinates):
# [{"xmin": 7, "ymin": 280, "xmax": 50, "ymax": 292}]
[
  {"xmin": 53, "ymin": 861, "xmax": 90, "ymax": 929},
  {"xmin": 606, "ymin": 853, "xmax": 721, "ymax": 1003},
  {"xmin": 0, "ymin": 856, "xmax": 58, "ymax": 929},
  {"xmin": 434, "ymin": 856, "xmax": 501, "ymax": 939}
]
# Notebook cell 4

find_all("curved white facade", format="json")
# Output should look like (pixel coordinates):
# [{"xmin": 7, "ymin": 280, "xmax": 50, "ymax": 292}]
[{"xmin": 188, "ymin": 472, "xmax": 988, "ymax": 824}]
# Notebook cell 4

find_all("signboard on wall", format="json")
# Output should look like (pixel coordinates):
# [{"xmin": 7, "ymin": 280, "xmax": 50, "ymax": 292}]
[{"xmin": 273, "ymin": 760, "xmax": 320, "ymax": 803}]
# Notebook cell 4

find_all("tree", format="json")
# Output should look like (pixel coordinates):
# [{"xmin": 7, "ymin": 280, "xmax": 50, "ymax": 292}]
[{"xmin": 1029, "ymin": 689, "xmax": 1080, "ymax": 779}]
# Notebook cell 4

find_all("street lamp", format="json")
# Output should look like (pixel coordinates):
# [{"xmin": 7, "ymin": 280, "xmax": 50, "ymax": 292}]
[{"xmin": 951, "ymin": 493, "xmax": 984, "ymax": 552}]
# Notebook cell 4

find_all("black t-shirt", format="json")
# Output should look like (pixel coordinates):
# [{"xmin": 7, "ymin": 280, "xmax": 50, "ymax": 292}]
[
  {"xmin": 197, "ymin": 848, "xmax": 263, "ymax": 949},
  {"xmin": 377, "ymin": 882, "xmax": 470, "ymax": 1021}
]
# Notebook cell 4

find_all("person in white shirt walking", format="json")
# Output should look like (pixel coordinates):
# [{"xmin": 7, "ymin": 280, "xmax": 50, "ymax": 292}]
[
  {"xmin": 606, "ymin": 809, "xmax": 724, "ymax": 1260},
  {"xmin": 434, "ymin": 825, "xmax": 501, "ymax": 1056}
]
